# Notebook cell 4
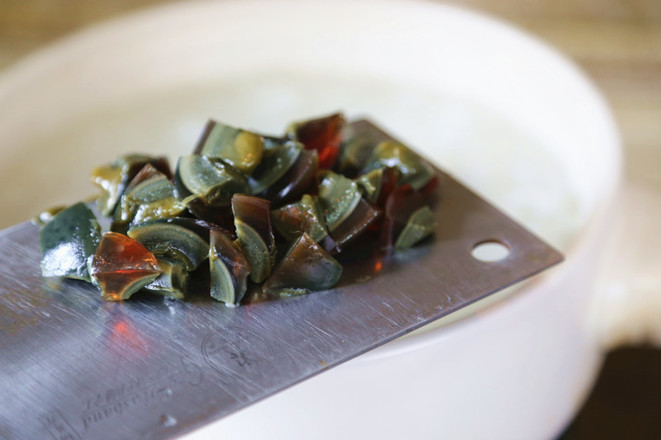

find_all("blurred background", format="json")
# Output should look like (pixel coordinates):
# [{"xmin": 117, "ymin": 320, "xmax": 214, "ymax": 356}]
[
  {"xmin": 0, "ymin": 0, "xmax": 659, "ymax": 438},
  {"xmin": 0, "ymin": 0, "xmax": 659, "ymax": 190}
]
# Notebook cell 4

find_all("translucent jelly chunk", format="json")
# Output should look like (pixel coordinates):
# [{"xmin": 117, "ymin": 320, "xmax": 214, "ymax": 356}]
[
  {"xmin": 329, "ymin": 198, "xmax": 381, "ymax": 253},
  {"xmin": 90, "ymin": 232, "xmax": 162, "ymax": 301},
  {"xmin": 263, "ymin": 149, "xmax": 319, "ymax": 207},
  {"xmin": 91, "ymin": 154, "xmax": 171, "ymax": 216},
  {"xmin": 289, "ymin": 113, "xmax": 345, "ymax": 169},
  {"xmin": 381, "ymin": 185, "xmax": 426, "ymax": 251}
]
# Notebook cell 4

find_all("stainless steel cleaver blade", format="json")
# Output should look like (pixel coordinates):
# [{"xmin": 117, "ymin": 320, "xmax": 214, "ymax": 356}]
[{"xmin": 0, "ymin": 120, "xmax": 562, "ymax": 439}]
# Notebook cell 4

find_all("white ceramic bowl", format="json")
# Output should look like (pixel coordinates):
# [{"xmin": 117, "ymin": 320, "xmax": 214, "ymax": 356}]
[{"xmin": 0, "ymin": 1, "xmax": 635, "ymax": 439}]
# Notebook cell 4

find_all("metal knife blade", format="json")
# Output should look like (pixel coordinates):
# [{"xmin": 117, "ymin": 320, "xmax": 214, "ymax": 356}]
[{"xmin": 0, "ymin": 120, "xmax": 563, "ymax": 440}]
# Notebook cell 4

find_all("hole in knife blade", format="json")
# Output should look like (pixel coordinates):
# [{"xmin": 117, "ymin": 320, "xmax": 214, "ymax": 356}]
[{"xmin": 471, "ymin": 240, "xmax": 510, "ymax": 262}]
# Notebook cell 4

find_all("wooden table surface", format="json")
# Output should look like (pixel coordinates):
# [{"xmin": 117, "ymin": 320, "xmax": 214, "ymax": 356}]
[{"xmin": 1, "ymin": 1, "xmax": 660, "ymax": 439}]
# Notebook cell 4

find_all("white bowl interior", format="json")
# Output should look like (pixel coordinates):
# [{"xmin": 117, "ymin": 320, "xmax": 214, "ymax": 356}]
[{"xmin": 0, "ymin": 2, "xmax": 622, "ymax": 439}]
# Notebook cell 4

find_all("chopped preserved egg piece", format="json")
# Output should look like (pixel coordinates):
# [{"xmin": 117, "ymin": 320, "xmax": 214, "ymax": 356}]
[
  {"xmin": 394, "ymin": 206, "xmax": 437, "ymax": 250},
  {"xmin": 127, "ymin": 219, "xmax": 210, "ymax": 271},
  {"xmin": 263, "ymin": 149, "xmax": 319, "ymax": 207},
  {"xmin": 329, "ymin": 198, "xmax": 381, "ymax": 253},
  {"xmin": 194, "ymin": 120, "xmax": 264, "ymax": 175},
  {"xmin": 209, "ymin": 230, "xmax": 250, "ymax": 306},
  {"xmin": 362, "ymin": 140, "xmax": 434, "ymax": 191},
  {"xmin": 317, "ymin": 170, "xmax": 362, "ymax": 232},
  {"xmin": 40, "ymin": 202, "xmax": 101, "ymax": 281},
  {"xmin": 355, "ymin": 168, "xmax": 383, "ymax": 204},
  {"xmin": 336, "ymin": 122, "xmax": 381, "ymax": 175},
  {"xmin": 232, "ymin": 194, "xmax": 276, "ymax": 283},
  {"xmin": 263, "ymin": 233, "xmax": 342, "ymax": 295},
  {"xmin": 288, "ymin": 113, "xmax": 345, "ymax": 169},
  {"xmin": 175, "ymin": 155, "xmax": 249, "ymax": 207},
  {"xmin": 38, "ymin": 117, "xmax": 440, "ymax": 305},
  {"xmin": 33, "ymin": 205, "xmax": 67, "ymax": 226},
  {"xmin": 381, "ymin": 185, "xmax": 428, "ymax": 251},
  {"xmin": 125, "ymin": 163, "xmax": 164, "ymax": 190},
  {"xmin": 113, "ymin": 171, "xmax": 186, "ymax": 232},
  {"xmin": 91, "ymin": 154, "xmax": 171, "ymax": 216},
  {"xmin": 143, "ymin": 257, "xmax": 188, "ymax": 299},
  {"xmin": 271, "ymin": 194, "xmax": 328, "ymax": 243},
  {"xmin": 249, "ymin": 140, "xmax": 302, "ymax": 195},
  {"xmin": 90, "ymin": 232, "xmax": 162, "ymax": 301}
]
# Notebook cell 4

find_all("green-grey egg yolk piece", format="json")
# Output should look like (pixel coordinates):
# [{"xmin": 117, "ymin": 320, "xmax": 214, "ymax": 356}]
[
  {"xmin": 317, "ymin": 170, "xmax": 362, "ymax": 232},
  {"xmin": 232, "ymin": 194, "xmax": 276, "ymax": 283},
  {"xmin": 127, "ymin": 220, "xmax": 210, "ymax": 272},
  {"xmin": 336, "ymin": 122, "xmax": 381, "ymax": 175},
  {"xmin": 394, "ymin": 206, "xmax": 437, "ymax": 250},
  {"xmin": 362, "ymin": 140, "xmax": 434, "ymax": 190},
  {"xmin": 209, "ymin": 230, "xmax": 250, "ymax": 306},
  {"xmin": 355, "ymin": 168, "xmax": 384, "ymax": 204},
  {"xmin": 91, "ymin": 154, "xmax": 171, "ymax": 216},
  {"xmin": 194, "ymin": 120, "xmax": 264, "ymax": 175},
  {"xmin": 39, "ymin": 202, "xmax": 101, "ymax": 282},
  {"xmin": 249, "ymin": 140, "xmax": 303, "ymax": 195},
  {"xmin": 143, "ymin": 257, "xmax": 188, "ymax": 299},
  {"xmin": 175, "ymin": 155, "xmax": 249, "ymax": 207},
  {"xmin": 114, "ymin": 171, "xmax": 186, "ymax": 231}
]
